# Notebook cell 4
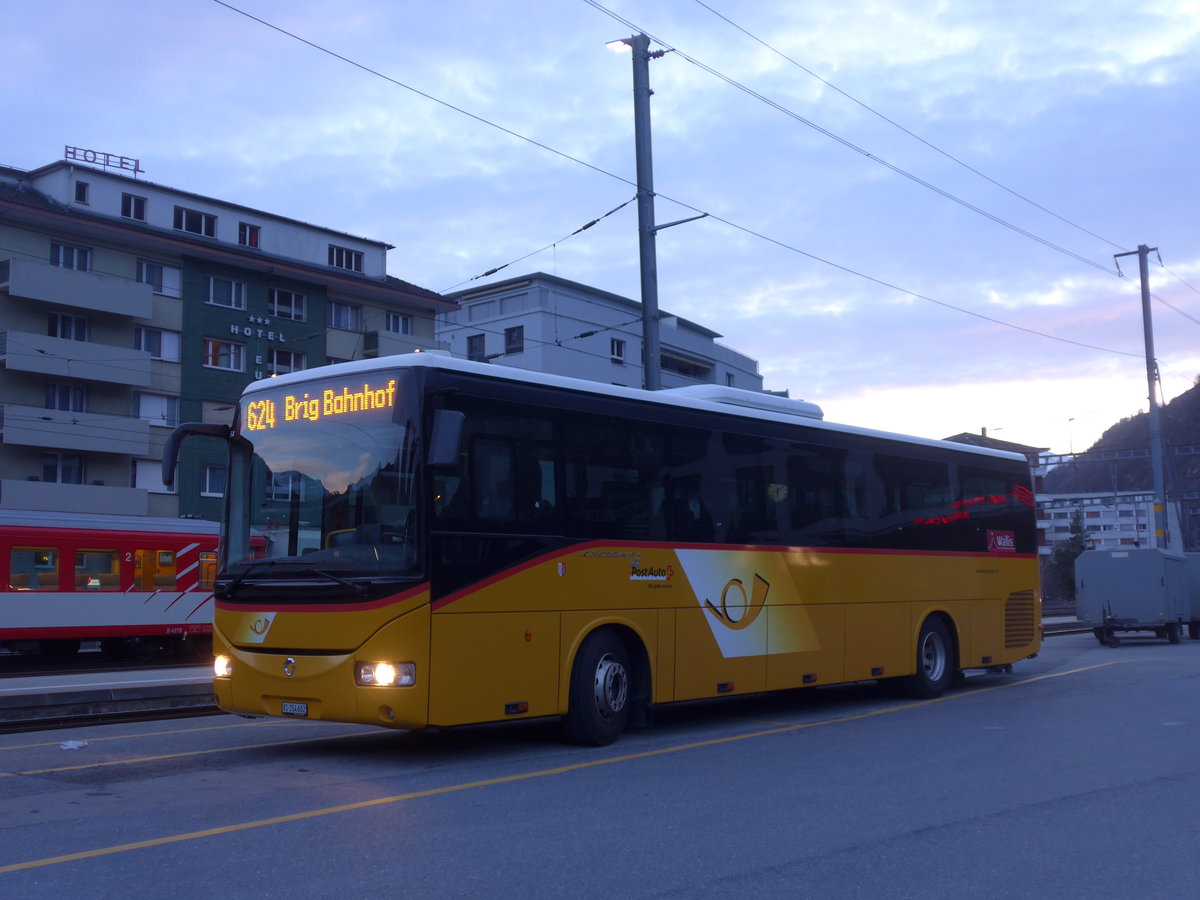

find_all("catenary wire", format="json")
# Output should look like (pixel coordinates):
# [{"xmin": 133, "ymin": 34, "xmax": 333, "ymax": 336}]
[{"xmin": 206, "ymin": 1, "xmax": 1151, "ymax": 363}]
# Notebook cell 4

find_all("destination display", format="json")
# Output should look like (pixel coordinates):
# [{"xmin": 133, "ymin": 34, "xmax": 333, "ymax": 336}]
[{"xmin": 243, "ymin": 377, "xmax": 398, "ymax": 432}]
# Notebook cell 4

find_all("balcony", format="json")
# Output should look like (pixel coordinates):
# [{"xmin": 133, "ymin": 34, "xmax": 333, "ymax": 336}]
[
  {"xmin": 363, "ymin": 330, "xmax": 449, "ymax": 358},
  {"xmin": 2, "ymin": 257, "xmax": 153, "ymax": 319},
  {"xmin": 1, "ymin": 404, "xmax": 151, "ymax": 456},
  {"xmin": 0, "ymin": 330, "xmax": 152, "ymax": 387},
  {"xmin": 0, "ymin": 479, "xmax": 149, "ymax": 517}
]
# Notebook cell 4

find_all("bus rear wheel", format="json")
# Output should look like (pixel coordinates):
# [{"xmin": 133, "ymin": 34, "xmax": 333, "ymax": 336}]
[
  {"xmin": 900, "ymin": 617, "xmax": 953, "ymax": 699},
  {"xmin": 563, "ymin": 628, "xmax": 631, "ymax": 746}
]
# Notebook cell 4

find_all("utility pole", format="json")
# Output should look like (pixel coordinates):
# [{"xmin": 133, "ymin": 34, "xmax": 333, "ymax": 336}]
[
  {"xmin": 628, "ymin": 33, "xmax": 663, "ymax": 390},
  {"xmin": 614, "ymin": 34, "xmax": 705, "ymax": 391},
  {"xmin": 1116, "ymin": 244, "xmax": 1167, "ymax": 548}
]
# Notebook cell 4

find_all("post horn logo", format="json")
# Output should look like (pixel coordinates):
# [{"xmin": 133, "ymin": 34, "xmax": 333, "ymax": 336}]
[{"xmin": 704, "ymin": 574, "xmax": 769, "ymax": 631}]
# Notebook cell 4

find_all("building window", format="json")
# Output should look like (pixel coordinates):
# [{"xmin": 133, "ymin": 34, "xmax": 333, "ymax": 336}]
[
  {"xmin": 133, "ymin": 459, "xmax": 173, "ymax": 494},
  {"xmin": 504, "ymin": 325, "xmax": 524, "ymax": 355},
  {"xmin": 726, "ymin": 373, "xmax": 736, "ymax": 387},
  {"xmin": 48, "ymin": 312, "xmax": 88, "ymax": 341},
  {"xmin": 43, "ymin": 452, "xmax": 84, "ymax": 485},
  {"xmin": 610, "ymin": 338, "xmax": 625, "ymax": 364},
  {"xmin": 173, "ymin": 206, "xmax": 216, "ymax": 238},
  {"xmin": 207, "ymin": 276, "xmax": 246, "ymax": 309},
  {"xmin": 467, "ymin": 333, "xmax": 486, "ymax": 361},
  {"xmin": 238, "ymin": 222, "xmax": 261, "ymax": 248},
  {"xmin": 267, "ymin": 348, "xmax": 307, "ymax": 375},
  {"xmin": 269, "ymin": 471, "xmax": 307, "ymax": 502},
  {"xmin": 135, "ymin": 327, "xmax": 181, "ymax": 362},
  {"xmin": 268, "ymin": 288, "xmax": 306, "ymax": 321},
  {"xmin": 135, "ymin": 392, "xmax": 179, "ymax": 427},
  {"xmin": 328, "ymin": 244, "xmax": 363, "ymax": 272},
  {"xmin": 50, "ymin": 242, "xmax": 91, "ymax": 271},
  {"xmin": 121, "ymin": 193, "xmax": 147, "ymax": 221},
  {"xmin": 46, "ymin": 383, "xmax": 87, "ymax": 412},
  {"xmin": 203, "ymin": 338, "xmax": 245, "ymax": 372},
  {"xmin": 137, "ymin": 260, "xmax": 183, "ymax": 298},
  {"xmin": 201, "ymin": 465, "xmax": 227, "ymax": 498},
  {"xmin": 385, "ymin": 311, "xmax": 411, "ymax": 334},
  {"xmin": 327, "ymin": 301, "xmax": 361, "ymax": 331},
  {"xmin": 74, "ymin": 181, "xmax": 90, "ymax": 204}
]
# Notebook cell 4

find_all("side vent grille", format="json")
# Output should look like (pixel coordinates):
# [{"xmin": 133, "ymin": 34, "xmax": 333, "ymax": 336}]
[{"xmin": 1005, "ymin": 591, "xmax": 1037, "ymax": 648}]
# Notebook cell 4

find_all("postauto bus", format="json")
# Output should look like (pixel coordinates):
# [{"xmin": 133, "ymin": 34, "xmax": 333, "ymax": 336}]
[{"xmin": 165, "ymin": 353, "xmax": 1040, "ymax": 745}]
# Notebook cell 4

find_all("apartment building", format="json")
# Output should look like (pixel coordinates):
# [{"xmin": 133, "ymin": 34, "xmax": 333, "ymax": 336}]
[
  {"xmin": 441, "ymin": 272, "xmax": 765, "ymax": 391},
  {"xmin": 0, "ymin": 152, "xmax": 455, "ymax": 522}
]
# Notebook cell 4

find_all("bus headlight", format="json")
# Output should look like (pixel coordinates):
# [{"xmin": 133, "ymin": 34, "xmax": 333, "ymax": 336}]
[
  {"xmin": 355, "ymin": 661, "xmax": 416, "ymax": 687},
  {"xmin": 214, "ymin": 655, "xmax": 233, "ymax": 678}
]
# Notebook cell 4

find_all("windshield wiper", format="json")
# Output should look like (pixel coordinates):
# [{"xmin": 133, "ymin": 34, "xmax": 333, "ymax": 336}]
[
  {"xmin": 222, "ymin": 559, "xmax": 286, "ymax": 598},
  {"xmin": 311, "ymin": 569, "xmax": 370, "ymax": 597}
]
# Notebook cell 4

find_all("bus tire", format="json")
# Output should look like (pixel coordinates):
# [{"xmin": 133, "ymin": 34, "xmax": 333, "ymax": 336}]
[
  {"xmin": 900, "ymin": 617, "xmax": 953, "ymax": 699},
  {"xmin": 563, "ymin": 628, "xmax": 631, "ymax": 746}
]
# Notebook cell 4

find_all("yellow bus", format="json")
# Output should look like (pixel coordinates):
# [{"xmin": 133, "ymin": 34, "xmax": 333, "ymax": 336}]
[{"xmin": 166, "ymin": 353, "xmax": 1040, "ymax": 745}]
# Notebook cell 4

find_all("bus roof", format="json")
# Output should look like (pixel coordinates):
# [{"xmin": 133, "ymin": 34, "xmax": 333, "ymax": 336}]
[{"xmin": 245, "ymin": 353, "xmax": 1029, "ymax": 465}]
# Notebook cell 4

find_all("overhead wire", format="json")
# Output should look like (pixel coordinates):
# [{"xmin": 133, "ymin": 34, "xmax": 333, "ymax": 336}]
[
  {"xmin": 688, "ymin": 0, "xmax": 1129, "ymax": 253},
  {"xmin": 204, "ymin": 1, "xmax": 1177, "ymax": 365},
  {"xmin": 581, "ymin": 0, "xmax": 1116, "ymax": 277}
]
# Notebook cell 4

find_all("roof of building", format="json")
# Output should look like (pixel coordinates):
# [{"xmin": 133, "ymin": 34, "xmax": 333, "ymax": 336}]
[
  {"xmin": 447, "ymin": 271, "xmax": 723, "ymax": 340},
  {"xmin": 943, "ymin": 431, "xmax": 1048, "ymax": 456},
  {"xmin": 0, "ymin": 166, "xmax": 452, "ymax": 310}
]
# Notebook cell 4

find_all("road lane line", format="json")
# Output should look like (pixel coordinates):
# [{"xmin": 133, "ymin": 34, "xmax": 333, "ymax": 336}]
[
  {"xmin": 0, "ymin": 730, "xmax": 391, "ymax": 779},
  {"xmin": 0, "ymin": 658, "xmax": 1145, "ymax": 874}
]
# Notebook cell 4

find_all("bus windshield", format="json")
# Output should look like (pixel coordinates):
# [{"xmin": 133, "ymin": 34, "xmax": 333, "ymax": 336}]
[{"xmin": 224, "ymin": 370, "xmax": 421, "ymax": 594}]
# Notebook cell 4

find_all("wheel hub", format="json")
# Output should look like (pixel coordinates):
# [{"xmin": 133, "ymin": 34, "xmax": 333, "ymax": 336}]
[{"xmin": 593, "ymin": 653, "xmax": 628, "ymax": 721}]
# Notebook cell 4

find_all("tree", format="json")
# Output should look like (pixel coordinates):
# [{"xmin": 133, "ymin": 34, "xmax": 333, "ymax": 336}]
[{"xmin": 1041, "ymin": 508, "xmax": 1090, "ymax": 606}]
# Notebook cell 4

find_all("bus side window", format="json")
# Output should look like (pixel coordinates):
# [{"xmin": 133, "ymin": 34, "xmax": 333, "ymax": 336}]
[
  {"xmin": 472, "ymin": 438, "xmax": 515, "ymax": 522},
  {"xmin": 10, "ymin": 548, "xmax": 59, "ymax": 591}
]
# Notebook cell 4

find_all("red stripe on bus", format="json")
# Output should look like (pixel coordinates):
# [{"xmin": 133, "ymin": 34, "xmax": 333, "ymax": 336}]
[
  {"xmin": 214, "ymin": 582, "xmax": 428, "ymax": 614},
  {"xmin": 429, "ymin": 541, "xmax": 1038, "ymax": 611}
]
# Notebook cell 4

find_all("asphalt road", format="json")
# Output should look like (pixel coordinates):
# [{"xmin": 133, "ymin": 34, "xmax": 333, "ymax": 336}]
[{"xmin": 1, "ymin": 631, "xmax": 1197, "ymax": 898}]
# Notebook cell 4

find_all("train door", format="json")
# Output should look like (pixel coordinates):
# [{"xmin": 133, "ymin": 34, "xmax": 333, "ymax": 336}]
[{"xmin": 136, "ymin": 549, "xmax": 178, "ymax": 590}]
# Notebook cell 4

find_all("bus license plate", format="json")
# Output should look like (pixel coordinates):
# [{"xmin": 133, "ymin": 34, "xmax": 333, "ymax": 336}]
[{"xmin": 281, "ymin": 701, "xmax": 308, "ymax": 717}]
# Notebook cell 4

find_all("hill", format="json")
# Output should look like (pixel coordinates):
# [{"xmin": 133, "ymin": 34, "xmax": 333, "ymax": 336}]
[{"xmin": 1043, "ymin": 380, "xmax": 1200, "ymax": 494}]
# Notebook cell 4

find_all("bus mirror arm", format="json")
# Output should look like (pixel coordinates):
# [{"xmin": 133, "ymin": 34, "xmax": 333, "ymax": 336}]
[{"xmin": 162, "ymin": 422, "xmax": 234, "ymax": 489}]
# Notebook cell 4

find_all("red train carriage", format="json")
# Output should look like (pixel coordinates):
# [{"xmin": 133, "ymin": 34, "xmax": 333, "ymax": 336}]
[{"xmin": 0, "ymin": 510, "xmax": 249, "ymax": 658}]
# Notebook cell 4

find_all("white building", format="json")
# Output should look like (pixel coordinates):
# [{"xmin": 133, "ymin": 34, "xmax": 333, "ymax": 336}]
[
  {"xmin": 441, "ymin": 273, "xmax": 765, "ymax": 392},
  {"xmin": 1040, "ymin": 493, "xmax": 1184, "ymax": 554}
]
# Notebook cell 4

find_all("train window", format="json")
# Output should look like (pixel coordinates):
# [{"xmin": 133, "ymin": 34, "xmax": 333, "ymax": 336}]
[
  {"xmin": 136, "ymin": 549, "xmax": 177, "ymax": 590},
  {"xmin": 76, "ymin": 549, "xmax": 120, "ymax": 591},
  {"xmin": 199, "ymin": 551, "xmax": 217, "ymax": 590},
  {"xmin": 10, "ymin": 548, "xmax": 59, "ymax": 591}
]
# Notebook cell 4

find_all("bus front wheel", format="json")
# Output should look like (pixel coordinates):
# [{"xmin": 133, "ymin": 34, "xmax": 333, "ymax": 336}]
[
  {"xmin": 900, "ymin": 617, "xmax": 954, "ymax": 699},
  {"xmin": 563, "ymin": 628, "xmax": 631, "ymax": 746}
]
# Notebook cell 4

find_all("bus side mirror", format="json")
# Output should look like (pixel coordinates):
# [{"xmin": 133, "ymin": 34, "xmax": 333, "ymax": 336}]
[
  {"xmin": 163, "ymin": 422, "xmax": 233, "ymax": 488},
  {"xmin": 428, "ymin": 409, "xmax": 465, "ymax": 468}
]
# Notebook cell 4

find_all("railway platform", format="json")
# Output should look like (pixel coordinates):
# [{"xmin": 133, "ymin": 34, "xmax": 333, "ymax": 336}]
[{"xmin": 0, "ymin": 665, "xmax": 214, "ymax": 731}]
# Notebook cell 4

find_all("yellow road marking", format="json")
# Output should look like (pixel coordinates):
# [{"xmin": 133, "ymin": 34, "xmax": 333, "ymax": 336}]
[
  {"xmin": 0, "ymin": 659, "xmax": 1143, "ymax": 875},
  {"xmin": 0, "ymin": 730, "xmax": 390, "ymax": 779},
  {"xmin": 0, "ymin": 718, "xmax": 311, "ymax": 753}
]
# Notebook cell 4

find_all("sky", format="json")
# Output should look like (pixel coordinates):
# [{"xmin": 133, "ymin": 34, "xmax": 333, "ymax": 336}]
[{"xmin": 7, "ymin": 0, "xmax": 1200, "ymax": 455}]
